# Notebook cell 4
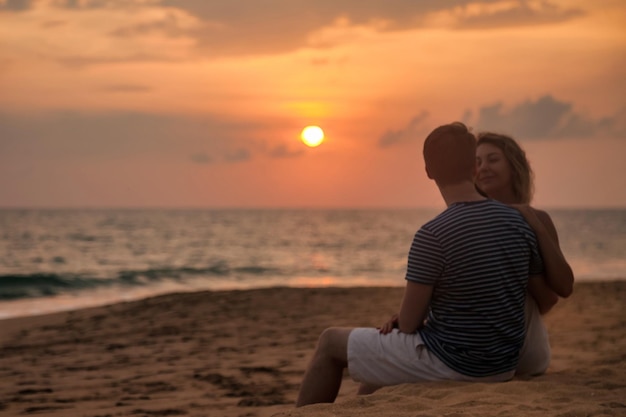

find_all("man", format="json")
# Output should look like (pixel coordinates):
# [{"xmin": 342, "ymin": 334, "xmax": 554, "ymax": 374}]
[{"xmin": 296, "ymin": 122, "xmax": 544, "ymax": 407}]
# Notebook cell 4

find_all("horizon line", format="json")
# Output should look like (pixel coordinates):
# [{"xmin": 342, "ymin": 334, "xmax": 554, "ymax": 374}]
[{"xmin": 0, "ymin": 204, "xmax": 624, "ymax": 211}]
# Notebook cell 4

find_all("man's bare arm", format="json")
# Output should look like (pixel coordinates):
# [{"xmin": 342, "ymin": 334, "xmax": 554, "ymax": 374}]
[{"xmin": 397, "ymin": 281, "xmax": 433, "ymax": 333}]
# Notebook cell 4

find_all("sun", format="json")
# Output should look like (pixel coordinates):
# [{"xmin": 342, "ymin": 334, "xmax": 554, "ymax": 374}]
[{"xmin": 300, "ymin": 126, "xmax": 325, "ymax": 147}]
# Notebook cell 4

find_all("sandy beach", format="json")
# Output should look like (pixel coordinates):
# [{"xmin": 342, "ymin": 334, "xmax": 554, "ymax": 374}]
[{"xmin": 1, "ymin": 281, "xmax": 624, "ymax": 417}]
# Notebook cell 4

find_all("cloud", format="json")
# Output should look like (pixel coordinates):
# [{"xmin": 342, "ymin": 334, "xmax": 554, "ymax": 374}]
[
  {"xmin": 2, "ymin": 1, "xmax": 587, "ymax": 62},
  {"xmin": 378, "ymin": 110, "xmax": 429, "ymax": 148},
  {"xmin": 454, "ymin": 1, "xmax": 584, "ymax": 29},
  {"xmin": 109, "ymin": 11, "xmax": 190, "ymax": 39},
  {"xmin": 40, "ymin": 19, "xmax": 67, "ymax": 28},
  {"xmin": 268, "ymin": 144, "xmax": 305, "ymax": 159},
  {"xmin": 0, "ymin": 111, "xmax": 185, "ymax": 158},
  {"xmin": 57, "ymin": 54, "xmax": 181, "ymax": 69},
  {"xmin": 190, "ymin": 152, "xmax": 212, "ymax": 164},
  {"xmin": 0, "ymin": 110, "xmax": 308, "ymax": 166},
  {"xmin": 0, "ymin": 110, "xmax": 265, "ymax": 163},
  {"xmin": 159, "ymin": 0, "xmax": 586, "ymax": 57},
  {"xmin": 0, "ymin": 0, "xmax": 110, "ymax": 11},
  {"xmin": 0, "ymin": 0, "xmax": 32, "ymax": 11},
  {"xmin": 223, "ymin": 148, "xmax": 251, "ymax": 163},
  {"xmin": 379, "ymin": 96, "xmax": 625, "ymax": 149},
  {"xmin": 471, "ymin": 95, "xmax": 625, "ymax": 140}
]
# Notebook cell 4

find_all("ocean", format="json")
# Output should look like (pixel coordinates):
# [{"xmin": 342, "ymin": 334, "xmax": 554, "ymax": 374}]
[{"xmin": 1, "ymin": 208, "xmax": 624, "ymax": 319}]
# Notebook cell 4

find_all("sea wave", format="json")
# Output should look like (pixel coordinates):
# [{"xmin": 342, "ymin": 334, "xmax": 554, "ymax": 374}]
[{"xmin": 0, "ymin": 264, "xmax": 284, "ymax": 300}]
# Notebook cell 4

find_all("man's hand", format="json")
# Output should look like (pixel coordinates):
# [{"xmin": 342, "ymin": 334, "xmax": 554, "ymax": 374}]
[{"xmin": 378, "ymin": 314, "xmax": 399, "ymax": 334}]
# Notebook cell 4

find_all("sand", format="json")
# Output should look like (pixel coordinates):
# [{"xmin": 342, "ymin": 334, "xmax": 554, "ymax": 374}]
[{"xmin": 0, "ymin": 281, "xmax": 624, "ymax": 417}]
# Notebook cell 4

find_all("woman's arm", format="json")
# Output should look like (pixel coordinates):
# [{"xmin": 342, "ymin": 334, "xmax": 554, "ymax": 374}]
[
  {"xmin": 528, "ymin": 274, "xmax": 559, "ymax": 314},
  {"xmin": 513, "ymin": 205, "xmax": 575, "ymax": 298}
]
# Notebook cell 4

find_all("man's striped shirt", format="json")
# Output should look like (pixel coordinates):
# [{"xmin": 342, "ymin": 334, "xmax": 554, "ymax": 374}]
[{"xmin": 406, "ymin": 199, "xmax": 544, "ymax": 377}]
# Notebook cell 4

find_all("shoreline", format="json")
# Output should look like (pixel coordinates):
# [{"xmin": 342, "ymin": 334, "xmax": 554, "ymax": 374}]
[
  {"xmin": 0, "ymin": 281, "xmax": 624, "ymax": 416},
  {"xmin": 2, "ymin": 276, "xmax": 625, "ymax": 322}
]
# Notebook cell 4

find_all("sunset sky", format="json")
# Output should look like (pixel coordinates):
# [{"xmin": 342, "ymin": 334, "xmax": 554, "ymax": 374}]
[{"xmin": 1, "ymin": 0, "xmax": 625, "ymax": 209}]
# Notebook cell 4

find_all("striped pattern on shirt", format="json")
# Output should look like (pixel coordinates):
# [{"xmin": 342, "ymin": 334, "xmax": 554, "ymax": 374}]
[{"xmin": 407, "ymin": 199, "xmax": 544, "ymax": 377}]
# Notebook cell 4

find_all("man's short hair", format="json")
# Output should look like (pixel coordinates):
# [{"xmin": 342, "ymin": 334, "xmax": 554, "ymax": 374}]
[{"xmin": 423, "ymin": 122, "xmax": 476, "ymax": 186}]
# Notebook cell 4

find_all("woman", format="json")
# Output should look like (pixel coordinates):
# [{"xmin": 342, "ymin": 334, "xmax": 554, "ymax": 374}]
[{"xmin": 475, "ymin": 132, "xmax": 574, "ymax": 376}]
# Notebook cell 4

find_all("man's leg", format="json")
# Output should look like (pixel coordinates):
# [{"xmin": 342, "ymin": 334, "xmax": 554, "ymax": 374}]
[{"xmin": 296, "ymin": 327, "xmax": 352, "ymax": 407}]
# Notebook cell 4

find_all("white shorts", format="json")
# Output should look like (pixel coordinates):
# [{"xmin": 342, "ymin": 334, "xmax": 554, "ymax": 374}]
[{"xmin": 347, "ymin": 328, "xmax": 515, "ymax": 387}]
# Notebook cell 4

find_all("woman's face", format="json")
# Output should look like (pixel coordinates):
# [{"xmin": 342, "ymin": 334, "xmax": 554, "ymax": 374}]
[{"xmin": 475, "ymin": 143, "xmax": 513, "ymax": 198}]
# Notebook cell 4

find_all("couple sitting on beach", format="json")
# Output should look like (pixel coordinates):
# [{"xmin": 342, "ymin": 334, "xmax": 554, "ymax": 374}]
[{"xmin": 296, "ymin": 122, "xmax": 574, "ymax": 407}]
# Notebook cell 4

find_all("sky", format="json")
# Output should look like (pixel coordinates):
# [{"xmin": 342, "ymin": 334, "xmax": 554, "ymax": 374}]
[{"xmin": 1, "ymin": 0, "xmax": 625, "ymax": 209}]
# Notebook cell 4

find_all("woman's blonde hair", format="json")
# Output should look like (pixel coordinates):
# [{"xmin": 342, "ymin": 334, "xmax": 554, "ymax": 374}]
[{"xmin": 476, "ymin": 132, "xmax": 534, "ymax": 204}]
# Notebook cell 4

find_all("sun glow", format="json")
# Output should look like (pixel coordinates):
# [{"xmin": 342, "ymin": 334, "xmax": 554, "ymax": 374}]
[{"xmin": 300, "ymin": 126, "xmax": 325, "ymax": 147}]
